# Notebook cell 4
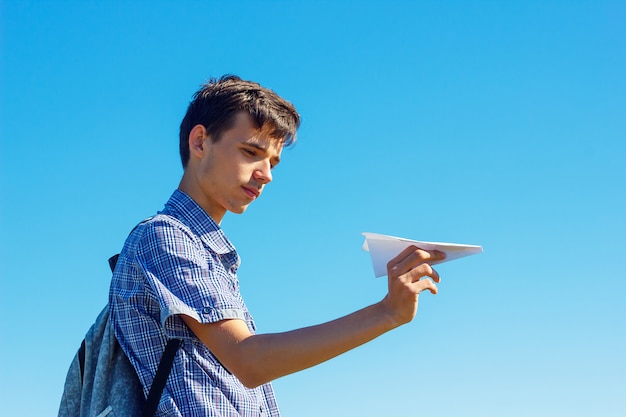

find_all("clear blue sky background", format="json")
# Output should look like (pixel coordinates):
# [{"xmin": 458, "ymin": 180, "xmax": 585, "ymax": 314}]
[{"xmin": 1, "ymin": 1, "xmax": 625, "ymax": 416}]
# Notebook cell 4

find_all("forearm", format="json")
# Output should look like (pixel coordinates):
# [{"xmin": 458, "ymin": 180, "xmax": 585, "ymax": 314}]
[{"xmin": 234, "ymin": 301, "xmax": 398, "ymax": 387}]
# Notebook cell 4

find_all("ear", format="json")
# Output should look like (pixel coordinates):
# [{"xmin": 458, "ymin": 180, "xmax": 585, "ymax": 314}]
[{"xmin": 188, "ymin": 124, "xmax": 209, "ymax": 159}]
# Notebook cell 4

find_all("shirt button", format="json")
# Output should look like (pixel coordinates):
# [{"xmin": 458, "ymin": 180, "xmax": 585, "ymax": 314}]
[{"xmin": 202, "ymin": 307, "xmax": 212, "ymax": 314}]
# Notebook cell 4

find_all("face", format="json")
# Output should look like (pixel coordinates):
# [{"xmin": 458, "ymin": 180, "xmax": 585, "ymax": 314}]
[{"xmin": 182, "ymin": 112, "xmax": 283, "ymax": 223}]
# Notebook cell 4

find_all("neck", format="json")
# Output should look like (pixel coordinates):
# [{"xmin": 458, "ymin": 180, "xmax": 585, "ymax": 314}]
[{"xmin": 178, "ymin": 173, "xmax": 225, "ymax": 225}]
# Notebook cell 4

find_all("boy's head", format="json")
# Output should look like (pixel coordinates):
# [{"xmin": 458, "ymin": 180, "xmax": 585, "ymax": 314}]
[{"xmin": 179, "ymin": 75, "xmax": 300, "ymax": 168}]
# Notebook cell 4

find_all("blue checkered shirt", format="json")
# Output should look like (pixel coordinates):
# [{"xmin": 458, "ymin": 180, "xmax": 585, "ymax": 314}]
[{"xmin": 109, "ymin": 190, "xmax": 280, "ymax": 416}]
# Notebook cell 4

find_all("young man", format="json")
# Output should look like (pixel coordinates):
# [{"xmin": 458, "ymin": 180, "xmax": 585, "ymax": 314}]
[{"xmin": 109, "ymin": 75, "xmax": 445, "ymax": 416}]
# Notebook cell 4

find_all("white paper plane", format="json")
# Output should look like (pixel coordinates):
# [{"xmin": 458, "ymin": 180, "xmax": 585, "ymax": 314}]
[{"xmin": 362, "ymin": 232, "xmax": 483, "ymax": 277}]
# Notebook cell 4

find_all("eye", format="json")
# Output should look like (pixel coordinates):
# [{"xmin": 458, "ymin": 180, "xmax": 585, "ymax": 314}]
[{"xmin": 242, "ymin": 148, "xmax": 256, "ymax": 157}]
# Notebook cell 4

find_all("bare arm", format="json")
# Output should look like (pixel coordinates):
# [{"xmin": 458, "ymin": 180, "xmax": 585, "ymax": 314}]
[{"xmin": 182, "ymin": 245, "xmax": 445, "ymax": 388}]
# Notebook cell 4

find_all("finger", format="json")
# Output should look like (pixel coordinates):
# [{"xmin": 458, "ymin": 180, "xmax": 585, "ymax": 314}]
[
  {"xmin": 387, "ymin": 246, "xmax": 424, "ymax": 277},
  {"xmin": 411, "ymin": 277, "xmax": 438, "ymax": 295},
  {"xmin": 387, "ymin": 246, "xmax": 446, "ymax": 278},
  {"xmin": 392, "ymin": 245, "xmax": 446, "ymax": 264},
  {"xmin": 406, "ymin": 263, "xmax": 441, "ymax": 284}
]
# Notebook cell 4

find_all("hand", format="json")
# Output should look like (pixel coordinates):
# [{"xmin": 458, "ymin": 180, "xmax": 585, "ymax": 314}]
[{"xmin": 382, "ymin": 245, "xmax": 446, "ymax": 327}]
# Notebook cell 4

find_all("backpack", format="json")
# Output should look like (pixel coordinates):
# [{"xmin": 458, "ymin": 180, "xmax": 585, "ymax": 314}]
[{"xmin": 58, "ymin": 255, "xmax": 181, "ymax": 417}]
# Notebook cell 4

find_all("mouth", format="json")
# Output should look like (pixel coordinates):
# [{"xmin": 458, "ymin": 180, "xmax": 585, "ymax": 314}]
[{"xmin": 242, "ymin": 185, "xmax": 260, "ymax": 199}]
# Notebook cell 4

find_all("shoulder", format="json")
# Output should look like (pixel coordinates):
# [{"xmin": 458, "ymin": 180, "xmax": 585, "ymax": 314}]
[
  {"xmin": 130, "ymin": 214, "xmax": 206, "ymax": 264},
  {"xmin": 138, "ymin": 214, "xmax": 201, "ymax": 245}
]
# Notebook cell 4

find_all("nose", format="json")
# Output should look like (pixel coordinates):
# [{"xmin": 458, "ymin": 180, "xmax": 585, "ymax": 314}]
[{"xmin": 253, "ymin": 159, "xmax": 273, "ymax": 184}]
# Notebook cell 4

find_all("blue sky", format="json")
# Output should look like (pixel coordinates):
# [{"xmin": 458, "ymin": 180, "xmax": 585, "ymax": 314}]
[{"xmin": 1, "ymin": 1, "xmax": 625, "ymax": 416}]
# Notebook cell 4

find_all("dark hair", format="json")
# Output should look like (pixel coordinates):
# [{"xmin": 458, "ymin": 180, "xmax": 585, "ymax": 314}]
[{"xmin": 179, "ymin": 75, "xmax": 300, "ymax": 167}]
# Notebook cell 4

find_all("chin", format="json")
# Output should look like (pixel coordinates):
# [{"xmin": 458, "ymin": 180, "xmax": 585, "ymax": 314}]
[{"xmin": 229, "ymin": 205, "xmax": 249, "ymax": 215}]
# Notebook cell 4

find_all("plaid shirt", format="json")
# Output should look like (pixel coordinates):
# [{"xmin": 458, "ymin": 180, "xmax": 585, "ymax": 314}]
[{"xmin": 109, "ymin": 190, "xmax": 280, "ymax": 416}]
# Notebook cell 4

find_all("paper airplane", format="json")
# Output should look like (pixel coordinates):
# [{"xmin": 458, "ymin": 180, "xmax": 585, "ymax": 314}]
[{"xmin": 362, "ymin": 232, "xmax": 483, "ymax": 277}]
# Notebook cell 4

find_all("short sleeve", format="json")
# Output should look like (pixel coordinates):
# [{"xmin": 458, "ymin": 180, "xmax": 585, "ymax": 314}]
[{"xmin": 134, "ymin": 217, "xmax": 247, "ymax": 339}]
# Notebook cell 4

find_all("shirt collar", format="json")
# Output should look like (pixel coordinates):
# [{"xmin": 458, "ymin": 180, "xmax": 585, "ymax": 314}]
[{"xmin": 162, "ymin": 190, "xmax": 240, "ymax": 269}]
